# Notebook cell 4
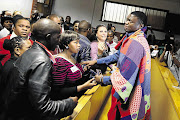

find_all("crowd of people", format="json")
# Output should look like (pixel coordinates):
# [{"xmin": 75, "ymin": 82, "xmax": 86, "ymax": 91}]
[{"xmin": 0, "ymin": 9, "xmax": 178, "ymax": 120}]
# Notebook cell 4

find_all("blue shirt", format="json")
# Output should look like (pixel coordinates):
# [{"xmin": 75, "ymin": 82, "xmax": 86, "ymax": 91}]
[
  {"xmin": 97, "ymin": 32, "xmax": 134, "ymax": 85},
  {"xmin": 72, "ymin": 34, "xmax": 91, "ymax": 63}
]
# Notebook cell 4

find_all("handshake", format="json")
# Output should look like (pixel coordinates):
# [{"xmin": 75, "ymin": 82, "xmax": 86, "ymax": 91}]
[
  {"xmin": 90, "ymin": 69, "xmax": 104, "ymax": 84},
  {"xmin": 81, "ymin": 60, "xmax": 104, "ymax": 84}
]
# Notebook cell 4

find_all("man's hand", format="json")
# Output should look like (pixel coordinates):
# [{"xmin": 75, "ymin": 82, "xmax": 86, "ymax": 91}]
[
  {"xmin": 82, "ymin": 78, "xmax": 97, "ymax": 89},
  {"xmin": 95, "ymin": 74, "xmax": 103, "ymax": 83},
  {"xmin": 81, "ymin": 60, "xmax": 97, "ymax": 67},
  {"xmin": 77, "ymin": 78, "xmax": 97, "ymax": 92},
  {"xmin": 69, "ymin": 96, "xmax": 78, "ymax": 104}
]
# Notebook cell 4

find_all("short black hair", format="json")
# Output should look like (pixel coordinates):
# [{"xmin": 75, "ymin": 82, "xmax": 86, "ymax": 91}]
[
  {"xmin": 66, "ymin": 16, "xmax": 71, "ymax": 18},
  {"xmin": 95, "ymin": 24, "xmax": 106, "ymax": 34},
  {"xmin": 12, "ymin": 15, "xmax": 30, "ymax": 26},
  {"xmin": 59, "ymin": 30, "xmax": 80, "ymax": 50},
  {"xmin": 1, "ymin": 11, "xmax": 6, "ymax": 16},
  {"xmin": 73, "ymin": 20, "xmax": 80, "ymax": 26},
  {"xmin": 131, "ymin": 11, "xmax": 147, "ymax": 26}
]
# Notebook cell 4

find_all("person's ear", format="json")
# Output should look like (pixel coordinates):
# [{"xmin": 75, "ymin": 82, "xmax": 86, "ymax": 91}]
[
  {"xmin": 14, "ymin": 47, "xmax": 21, "ymax": 57},
  {"xmin": 45, "ymin": 33, "xmax": 51, "ymax": 41},
  {"xmin": 138, "ymin": 22, "xmax": 144, "ymax": 28},
  {"xmin": 12, "ymin": 25, "xmax": 15, "ymax": 31},
  {"xmin": 140, "ymin": 24, "xmax": 144, "ymax": 28},
  {"xmin": 137, "ymin": 23, "xmax": 144, "ymax": 29}
]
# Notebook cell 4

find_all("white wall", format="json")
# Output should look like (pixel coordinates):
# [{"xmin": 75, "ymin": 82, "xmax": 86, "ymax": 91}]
[
  {"xmin": 0, "ymin": 0, "xmax": 33, "ymax": 18},
  {"xmin": 52, "ymin": 0, "xmax": 180, "ymax": 40},
  {"xmin": 52, "ymin": 0, "xmax": 96, "ymax": 24}
]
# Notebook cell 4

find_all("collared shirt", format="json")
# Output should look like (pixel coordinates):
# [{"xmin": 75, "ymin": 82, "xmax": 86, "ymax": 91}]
[
  {"xmin": 10, "ymin": 32, "xmax": 30, "ymax": 39},
  {"xmin": 10, "ymin": 32, "xmax": 17, "ymax": 39}
]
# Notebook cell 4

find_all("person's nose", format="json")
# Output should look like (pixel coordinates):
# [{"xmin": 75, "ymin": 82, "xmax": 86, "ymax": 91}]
[
  {"xmin": 22, "ymin": 27, "xmax": 27, "ymax": 31},
  {"xmin": 125, "ymin": 20, "xmax": 130, "ymax": 25},
  {"xmin": 78, "ymin": 43, "xmax": 81, "ymax": 47}
]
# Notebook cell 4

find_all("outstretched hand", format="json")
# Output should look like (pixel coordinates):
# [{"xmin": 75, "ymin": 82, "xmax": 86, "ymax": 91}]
[
  {"xmin": 83, "ymin": 78, "xmax": 97, "ymax": 89},
  {"xmin": 77, "ymin": 78, "xmax": 97, "ymax": 92},
  {"xmin": 80, "ymin": 60, "xmax": 97, "ymax": 68}
]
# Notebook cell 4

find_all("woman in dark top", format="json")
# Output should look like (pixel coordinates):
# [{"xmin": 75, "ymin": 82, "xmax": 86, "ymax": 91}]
[
  {"xmin": 0, "ymin": 36, "xmax": 32, "ymax": 119},
  {"xmin": 51, "ymin": 30, "xmax": 96, "ymax": 100},
  {"xmin": 0, "ymin": 36, "xmax": 32, "ymax": 90}
]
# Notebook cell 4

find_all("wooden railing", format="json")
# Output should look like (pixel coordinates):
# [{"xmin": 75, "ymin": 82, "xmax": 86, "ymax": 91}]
[
  {"xmin": 61, "ymin": 70, "xmax": 112, "ymax": 120},
  {"xmin": 61, "ymin": 57, "xmax": 180, "ymax": 120},
  {"xmin": 151, "ymin": 57, "xmax": 180, "ymax": 120}
]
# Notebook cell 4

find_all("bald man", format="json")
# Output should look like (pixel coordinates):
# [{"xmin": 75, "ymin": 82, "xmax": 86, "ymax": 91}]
[
  {"xmin": 2, "ymin": 19, "xmax": 77, "ymax": 120},
  {"xmin": 73, "ymin": 20, "xmax": 92, "ymax": 63},
  {"xmin": 48, "ymin": 14, "xmax": 61, "ymax": 30},
  {"xmin": 48, "ymin": 14, "xmax": 62, "ymax": 54}
]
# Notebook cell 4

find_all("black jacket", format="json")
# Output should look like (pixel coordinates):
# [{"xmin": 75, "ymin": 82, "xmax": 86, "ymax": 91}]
[
  {"xmin": 2, "ymin": 42, "xmax": 76, "ymax": 120},
  {"xmin": 0, "ymin": 56, "xmax": 17, "ymax": 120}
]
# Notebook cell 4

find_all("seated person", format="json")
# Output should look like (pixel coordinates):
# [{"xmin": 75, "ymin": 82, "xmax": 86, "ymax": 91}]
[
  {"xmin": 90, "ymin": 24, "xmax": 110, "ymax": 74},
  {"xmin": 51, "ymin": 30, "xmax": 96, "ymax": 100},
  {"xmin": 159, "ymin": 39, "xmax": 180, "ymax": 81},
  {"xmin": 107, "ymin": 30, "xmax": 117, "ymax": 55}
]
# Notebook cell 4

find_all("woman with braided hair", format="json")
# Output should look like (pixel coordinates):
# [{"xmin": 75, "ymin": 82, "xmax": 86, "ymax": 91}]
[{"xmin": 0, "ymin": 36, "xmax": 32, "ymax": 119}]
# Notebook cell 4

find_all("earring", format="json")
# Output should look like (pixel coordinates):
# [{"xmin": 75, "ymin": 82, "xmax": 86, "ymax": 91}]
[{"xmin": 65, "ymin": 46, "xmax": 69, "ymax": 49}]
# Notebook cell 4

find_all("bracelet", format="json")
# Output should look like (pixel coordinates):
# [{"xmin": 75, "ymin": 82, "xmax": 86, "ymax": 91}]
[{"xmin": 100, "ymin": 77, "xmax": 103, "ymax": 83}]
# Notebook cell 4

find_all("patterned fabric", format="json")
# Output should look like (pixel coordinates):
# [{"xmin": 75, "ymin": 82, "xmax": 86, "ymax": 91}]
[
  {"xmin": 108, "ymin": 29, "xmax": 151, "ymax": 120},
  {"xmin": 52, "ymin": 56, "xmax": 84, "ymax": 86}
]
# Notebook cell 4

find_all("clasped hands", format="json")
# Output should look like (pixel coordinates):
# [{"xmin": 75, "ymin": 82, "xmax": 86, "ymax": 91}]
[{"xmin": 81, "ymin": 60, "xmax": 103, "ymax": 84}]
